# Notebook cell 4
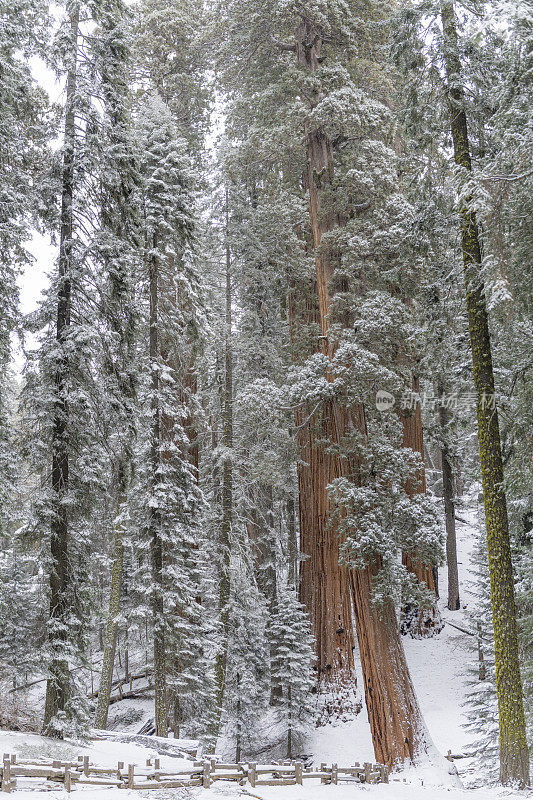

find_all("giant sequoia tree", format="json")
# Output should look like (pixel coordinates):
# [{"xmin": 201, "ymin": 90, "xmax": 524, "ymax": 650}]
[
  {"xmin": 2, "ymin": 0, "xmax": 531, "ymax": 779},
  {"xmin": 291, "ymin": 10, "xmax": 436, "ymax": 763},
  {"xmin": 215, "ymin": 0, "xmax": 444, "ymax": 765}
]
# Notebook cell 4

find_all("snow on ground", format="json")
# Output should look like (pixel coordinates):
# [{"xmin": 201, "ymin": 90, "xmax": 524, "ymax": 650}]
[
  {"xmin": 310, "ymin": 493, "xmax": 482, "ymax": 774},
  {"xmin": 0, "ymin": 728, "xmax": 193, "ymax": 781},
  {"xmin": 4, "ymin": 774, "xmax": 531, "ymax": 800},
  {"xmin": 2, "ymin": 492, "xmax": 528, "ymax": 798},
  {"xmin": 197, "ymin": 780, "xmax": 531, "ymax": 800}
]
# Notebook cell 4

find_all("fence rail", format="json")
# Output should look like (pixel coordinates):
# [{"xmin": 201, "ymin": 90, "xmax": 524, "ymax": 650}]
[{"xmin": 0, "ymin": 753, "xmax": 389, "ymax": 793}]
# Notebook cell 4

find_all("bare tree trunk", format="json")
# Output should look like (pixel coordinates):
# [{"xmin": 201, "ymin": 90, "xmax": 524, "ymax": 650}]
[
  {"xmin": 287, "ymin": 494, "xmax": 297, "ymax": 588},
  {"xmin": 235, "ymin": 673, "xmax": 242, "ymax": 763},
  {"xmin": 287, "ymin": 685, "xmax": 292, "ymax": 759},
  {"xmin": 43, "ymin": 3, "xmax": 80, "ymax": 734},
  {"xmin": 295, "ymin": 402, "xmax": 356, "ymax": 687},
  {"xmin": 349, "ymin": 567, "xmax": 427, "ymax": 764},
  {"xmin": 401, "ymin": 376, "xmax": 442, "ymax": 636},
  {"xmin": 440, "ymin": 0, "xmax": 529, "ymax": 785},
  {"xmin": 171, "ymin": 694, "xmax": 180, "ymax": 739},
  {"xmin": 437, "ymin": 384, "xmax": 460, "ymax": 611},
  {"xmin": 287, "ymin": 257, "xmax": 356, "ymax": 692},
  {"xmin": 94, "ymin": 474, "xmax": 126, "ymax": 728}
]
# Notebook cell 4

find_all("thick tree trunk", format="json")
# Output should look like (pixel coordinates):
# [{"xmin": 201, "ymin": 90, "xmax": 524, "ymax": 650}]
[
  {"xmin": 296, "ymin": 402, "xmax": 356, "ymax": 687},
  {"xmin": 43, "ymin": 3, "xmax": 80, "ymax": 734},
  {"xmin": 294, "ymin": 17, "xmax": 429, "ymax": 764},
  {"xmin": 349, "ymin": 569, "xmax": 426, "ymax": 764},
  {"xmin": 287, "ymin": 207, "xmax": 357, "ymax": 693},
  {"xmin": 288, "ymin": 278, "xmax": 357, "ymax": 690},
  {"xmin": 149, "ymin": 242, "xmax": 167, "ymax": 738},
  {"xmin": 440, "ymin": 0, "xmax": 529, "ymax": 785}
]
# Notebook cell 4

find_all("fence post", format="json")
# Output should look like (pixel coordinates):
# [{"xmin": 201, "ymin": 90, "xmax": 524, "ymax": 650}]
[
  {"xmin": 203, "ymin": 761, "xmax": 211, "ymax": 788},
  {"xmin": 380, "ymin": 764, "xmax": 388, "ymax": 783},
  {"xmin": 331, "ymin": 763, "xmax": 338, "ymax": 785},
  {"xmin": 363, "ymin": 762, "xmax": 371, "ymax": 783},
  {"xmin": 248, "ymin": 763, "xmax": 256, "ymax": 788},
  {"xmin": 117, "ymin": 761, "xmax": 124, "ymax": 780},
  {"xmin": 128, "ymin": 764, "xmax": 135, "ymax": 789},
  {"xmin": 64, "ymin": 765, "xmax": 71, "ymax": 793},
  {"xmin": 2, "ymin": 756, "xmax": 11, "ymax": 793},
  {"xmin": 295, "ymin": 762, "xmax": 303, "ymax": 785},
  {"xmin": 83, "ymin": 755, "xmax": 89, "ymax": 777},
  {"xmin": 320, "ymin": 762, "xmax": 327, "ymax": 784}
]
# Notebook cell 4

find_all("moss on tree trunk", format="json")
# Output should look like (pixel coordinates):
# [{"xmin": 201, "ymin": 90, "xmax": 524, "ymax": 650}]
[{"xmin": 440, "ymin": 0, "xmax": 529, "ymax": 785}]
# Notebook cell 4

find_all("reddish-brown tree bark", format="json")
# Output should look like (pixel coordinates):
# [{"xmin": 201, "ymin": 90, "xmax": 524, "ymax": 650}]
[
  {"xmin": 296, "ymin": 403, "xmax": 356, "ymax": 685},
  {"xmin": 292, "ymin": 16, "xmax": 431, "ymax": 765},
  {"xmin": 288, "ymin": 280, "xmax": 357, "ymax": 690},
  {"xmin": 401, "ymin": 377, "xmax": 442, "ymax": 636}
]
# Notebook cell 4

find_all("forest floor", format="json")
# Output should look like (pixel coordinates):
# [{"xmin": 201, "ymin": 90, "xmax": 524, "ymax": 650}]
[{"xmin": 2, "ymin": 490, "xmax": 531, "ymax": 797}]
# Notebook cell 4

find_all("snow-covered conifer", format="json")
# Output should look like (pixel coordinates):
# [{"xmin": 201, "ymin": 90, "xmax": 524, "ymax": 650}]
[{"xmin": 268, "ymin": 585, "xmax": 314, "ymax": 758}]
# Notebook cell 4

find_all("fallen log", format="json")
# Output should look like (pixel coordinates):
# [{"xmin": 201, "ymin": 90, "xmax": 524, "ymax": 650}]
[
  {"xmin": 90, "ymin": 729, "xmax": 200, "ymax": 760},
  {"xmin": 107, "ymin": 684, "xmax": 154, "ymax": 706},
  {"xmin": 88, "ymin": 669, "xmax": 153, "ymax": 699}
]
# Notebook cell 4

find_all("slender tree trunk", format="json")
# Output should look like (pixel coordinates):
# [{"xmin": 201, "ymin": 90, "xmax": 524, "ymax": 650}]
[
  {"xmin": 437, "ymin": 384, "xmax": 460, "ymax": 611},
  {"xmin": 94, "ymin": 469, "xmax": 127, "ymax": 728},
  {"xmin": 287, "ymin": 685, "xmax": 292, "ymax": 759},
  {"xmin": 149, "ymin": 241, "xmax": 167, "ymax": 738},
  {"xmin": 235, "ymin": 672, "xmax": 241, "ymax": 763},
  {"xmin": 124, "ymin": 627, "xmax": 129, "ymax": 681},
  {"xmin": 172, "ymin": 694, "xmax": 180, "ymax": 739},
  {"xmin": 294, "ymin": 18, "xmax": 430, "ymax": 765},
  {"xmin": 287, "ymin": 494, "xmax": 297, "ymax": 588},
  {"xmin": 476, "ymin": 621, "xmax": 487, "ymax": 681},
  {"xmin": 440, "ymin": 0, "xmax": 529, "ymax": 785},
  {"xmin": 43, "ymin": 3, "xmax": 80, "ymax": 734},
  {"xmin": 401, "ymin": 376, "xmax": 442, "ymax": 636},
  {"xmin": 213, "ymin": 193, "xmax": 233, "ymax": 740},
  {"xmin": 248, "ymin": 484, "xmax": 282, "ymax": 704}
]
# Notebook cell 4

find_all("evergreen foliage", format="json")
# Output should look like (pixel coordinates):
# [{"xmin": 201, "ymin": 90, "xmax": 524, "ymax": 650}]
[
  {"xmin": 268, "ymin": 585, "xmax": 314, "ymax": 758},
  {"xmin": 0, "ymin": 0, "xmax": 530, "ymax": 783}
]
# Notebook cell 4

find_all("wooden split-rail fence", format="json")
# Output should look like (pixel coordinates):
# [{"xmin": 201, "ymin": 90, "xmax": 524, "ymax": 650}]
[{"xmin": 0, "ymin": 753, "xmax": 389, "ymax": 793}]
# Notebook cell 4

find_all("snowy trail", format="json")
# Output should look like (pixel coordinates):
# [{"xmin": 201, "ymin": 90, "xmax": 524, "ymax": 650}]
[
  {"xmin": 310, "ymin": 499, "xmax": 481, "ymax": 771},
  {"xmin": 196, "ymin": 781, "xmax": 532, "ymax": 800}
]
